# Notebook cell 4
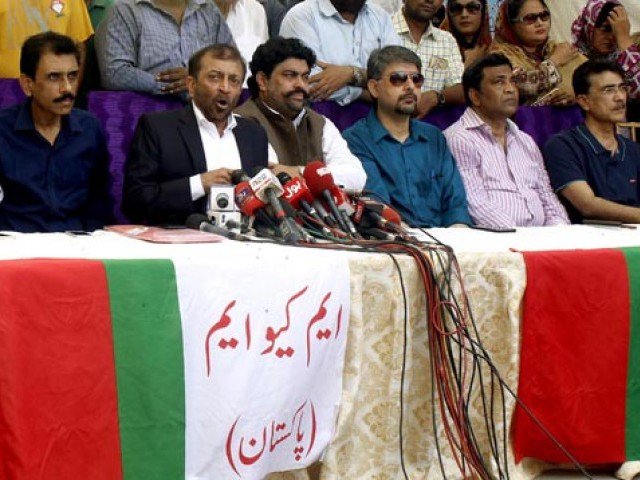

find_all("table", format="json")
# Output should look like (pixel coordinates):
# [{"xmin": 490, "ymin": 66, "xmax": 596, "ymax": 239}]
[{"xmin": 1, "ymin": 226, "xmax": 639, "ymax": 479}]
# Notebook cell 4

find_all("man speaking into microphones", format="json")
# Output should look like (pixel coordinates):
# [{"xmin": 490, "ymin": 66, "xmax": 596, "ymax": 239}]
[{"xmin": 123, "ymin": 44, "xmax": 276, "ymax": 226}]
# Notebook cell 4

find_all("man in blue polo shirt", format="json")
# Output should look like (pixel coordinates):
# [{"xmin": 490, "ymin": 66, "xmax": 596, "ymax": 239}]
[
  {"xmin": 344, "ymin": 45, "xmax": 471, "ymax": 228},
  {"xmin": 0, "ymin": 32, "xmax": 112, "ymax": 233},
  {"xmin": 543, "ymin": 59, "xmax": 640, "ymax": 224}
]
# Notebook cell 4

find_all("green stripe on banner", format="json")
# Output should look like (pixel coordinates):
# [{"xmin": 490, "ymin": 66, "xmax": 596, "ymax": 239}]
[
  {"xmin": 104, "ymin": 260, "xmax": 185, "ymax": 479},
  {"xmin": 623, "ymin": 248, "xmax": 640, "ymax": 459}
]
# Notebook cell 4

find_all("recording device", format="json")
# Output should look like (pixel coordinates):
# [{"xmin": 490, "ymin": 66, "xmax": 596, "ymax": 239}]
[
  {"xmin": 185, "ymin": 213, "xmax": 247, "ymax": 240},
  {"xmin": 207, "ymin": 184, "xmax": 242, "ymax": 228},
  {"xmin": 304, "ymin": 161, "xmax": 355, "ymax": 235},
  {"xmin": 276, "ymin": 172, "xmax": 331, "ymax": 235}
]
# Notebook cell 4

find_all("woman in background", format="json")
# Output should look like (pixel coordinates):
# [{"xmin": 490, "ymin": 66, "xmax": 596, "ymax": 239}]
[
  {"xmin": 441, "ymin": 0, "xmax": 492, "ymax": 67},
  {"xmin": 489, "ymin": 0, "xmax": 584, "ymax": 106},
  {"xmin": 572, "ymin": 0, "xmax": 640, "ymax": 99}
]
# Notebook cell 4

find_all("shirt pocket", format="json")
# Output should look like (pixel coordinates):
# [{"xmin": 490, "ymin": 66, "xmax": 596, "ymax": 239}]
[{"xmin": 480, "ymin": 157, "xmax": 518, "ymax": 193}]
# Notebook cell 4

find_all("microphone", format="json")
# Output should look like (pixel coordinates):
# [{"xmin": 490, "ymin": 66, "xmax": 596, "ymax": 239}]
[
  {"xmin": 276, "ymin": 172, "xmax": 331, "ymax": 235},
  {"xmin": 249, "ymin": 168, "xmax": 304, "ymax": 244},
  {"xmin": 185, "ymin": 213, "xmax": 247, "ymax": 240},
  {"xmin": 304, "ymin": 161, "xmax": 358, "ymax": 237},
  {"xmin": 233, "ymin": 181, "xmax": 278, "ymax": 231}
]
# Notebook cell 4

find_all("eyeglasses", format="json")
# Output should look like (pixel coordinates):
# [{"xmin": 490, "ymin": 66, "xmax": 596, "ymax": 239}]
[
  {"xmin": 513, "ymin": 10, "xmax": 551, "ymax": 25},
  {"xmin": 388, "ymin": 71, "xmax": 425, "ymax": 88},
  {"xmin": 597, "ymin": 84, "xmax": 630, "ymax": 96},
  {"xmin": 449, "ymin": 2, "xmax": 483, "ymax": 16}
]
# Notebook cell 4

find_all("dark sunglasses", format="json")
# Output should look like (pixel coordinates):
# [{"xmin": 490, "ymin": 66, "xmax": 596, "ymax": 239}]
[
  {"xmin": 449, "ymin": 2, "xmax": 483, "ymax": 15},
  {"xmin": 388, "ymin": 71, "xmax": 425, "ymax": 87},
  {"xmin": 513, "ymin": 10, "xmax": 551, "ymax": 25}
]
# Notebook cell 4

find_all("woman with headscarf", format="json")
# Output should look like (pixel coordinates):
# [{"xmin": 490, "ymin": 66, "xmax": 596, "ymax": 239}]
[
  {"xmin": 489, "ymin": 0, "xmax": 585, "ymax": 106},
  {"xmin": 441, "ymin": 0, "xmax": 492, "ymax": 67},
  {"xmin": 572, "ymin": 0, "xmax": 640, "ymax": 99}
]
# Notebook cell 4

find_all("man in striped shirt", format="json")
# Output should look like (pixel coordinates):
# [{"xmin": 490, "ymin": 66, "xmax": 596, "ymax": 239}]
[{"xmin": 445, "ymin": 53, "xmax": 569, "ymax": 228}]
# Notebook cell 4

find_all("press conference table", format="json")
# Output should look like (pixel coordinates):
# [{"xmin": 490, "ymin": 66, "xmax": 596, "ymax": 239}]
[{"xmin": 2, "ymin": 226, "xmax": 640, "ymax": 480}]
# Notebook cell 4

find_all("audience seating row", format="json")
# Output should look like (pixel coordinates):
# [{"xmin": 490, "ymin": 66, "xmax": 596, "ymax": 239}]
[{"xmin": 0, "ymin": 78, "xmax": 584, "ymax": 223}]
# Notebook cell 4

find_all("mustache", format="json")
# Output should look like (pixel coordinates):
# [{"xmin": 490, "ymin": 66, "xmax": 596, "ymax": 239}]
[
  {"xmin": 399, "ymin": 93, "xmax": 418, "ymax": 102},
  {"xmin": 53, "ymin": 93, "xmax": 75, "ymax": 103},
  {"xmin": 285, "ymin": 88, "xmax": 309, "ymax": 99}
]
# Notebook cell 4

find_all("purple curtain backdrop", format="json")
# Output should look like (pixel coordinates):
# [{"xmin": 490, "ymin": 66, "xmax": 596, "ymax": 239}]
[
  {"xmin": 0, "ymin": 79, "xmax": 25, "ymax": 109},
  {"xmin": 0, "ymin": 82, "xmax": 584, "ymax": 224}
]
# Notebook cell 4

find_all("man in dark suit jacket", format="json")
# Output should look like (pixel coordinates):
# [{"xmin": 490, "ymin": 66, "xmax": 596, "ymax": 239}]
[{"xmin": 123, "ymin": 44, "xmax": 271, "ymax": 226}]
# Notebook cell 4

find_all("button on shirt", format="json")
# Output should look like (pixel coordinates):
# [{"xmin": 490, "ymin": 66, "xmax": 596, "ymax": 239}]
[
  {"xmin": 95, "ymin": 0, "xmax": 234, "ymax": 94},
  {"xmin": 392, "ymin": 12, "xmax": 464, "ymax": 92},
  {"xmin": 344, "ymin": 109, "xmax": 471, "ymax": 227},
  {"xmin": 0, "ymin": 101, "xmax": 111, "ymax": 232},
  {"xmin": 543, "ymin": 124, "xmax": 640, "ymax": 223},
  {"xmin": 190, "ymin": 104, "xmax": 278, "ymax": 200},
  {"xmin": 279, "ymin": 0, "xmax": 401, "ymax": 106},
  {"xmin": 445, "ymin": 108, "xmax": 569, "ymax": 228}
]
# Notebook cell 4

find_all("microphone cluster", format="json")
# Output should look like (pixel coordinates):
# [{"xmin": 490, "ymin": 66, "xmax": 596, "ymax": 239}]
[{"xmin": 186, "ymin": 160, "xmax": 416, "ymax": 245}]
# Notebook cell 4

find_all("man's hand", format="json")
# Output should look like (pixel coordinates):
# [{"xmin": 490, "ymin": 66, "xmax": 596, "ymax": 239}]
[
  {"xmin": 416, "ymin": 91, "xmax": 438, "ymax": 119},
  {"xmin": 270, "ymin": 164, "xmax": 302, "ymax": 179},
  {"xmin": 309, "ymin": 61, "xmax": 354, "ymax": 101},
  {"xmin": 156, "ymin": 67, "xmax": 188, "ymax": 94},
  {"xmin": 200, "ymin": 168, "xmax": 233, "ymax": 191},
  {"xmin": 545, "ymin": 89, "xmax": 575, "ymax": 107},
  {"xmin": 610, "ymin": 6, "xmax": 634, "ymax": 51}
]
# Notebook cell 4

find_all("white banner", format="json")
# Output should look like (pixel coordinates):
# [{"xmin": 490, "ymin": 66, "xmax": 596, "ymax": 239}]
[{"xmin": 174, "ymin": 251, "xmax": 350, "ymax": 480}]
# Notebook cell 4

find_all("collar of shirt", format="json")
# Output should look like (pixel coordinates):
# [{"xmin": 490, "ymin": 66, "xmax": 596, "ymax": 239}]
[
  {"xmin": 136, "ymin": 0, "xmax": 207, "ymax": 9},
  {"xmin": 392, "ymin": 11, "xmax": 436, "ymax": 40},
  {"xmin": 13, "ymin": 100, "xmax": 82, "ymax": 135},
  {"xmin": 365, "ymin": 108, "xmax": 429, "ymax": 144},
  {"xmin": 192, "ymin": 101, "xmax": 237, "ymax": 137},
  {"xmin": 261, "ymin": 101, "xmax": 308, "ymax": 128},
  {"xmin": 577, "ymin": 124, "xmax": 627, "ymax": 161},
  {"xmin": 318, "ymin": 0, "xmax": 370, "ymax": 20},
  {"xmin": 462, "ymin": 107, "xmax": 519, "ymax": 135}
]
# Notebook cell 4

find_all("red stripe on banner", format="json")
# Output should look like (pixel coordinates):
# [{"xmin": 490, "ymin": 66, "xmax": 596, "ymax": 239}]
[
  {"xmin": 0, "ymin": 259, "xmax": 123, "ymax": 479},
  {"xmin": 513, "ymin": 249, "xmax": 629, "ymax": 464}
]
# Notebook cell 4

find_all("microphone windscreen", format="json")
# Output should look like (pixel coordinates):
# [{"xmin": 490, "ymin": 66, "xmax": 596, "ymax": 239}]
[
  {"xmin": 234, "ymin": 182, "xmax": 264, "ymax": 216},
  {"xmin": 303, "ymin": 161, "xmax": 335, "ymax": 196},
  {"xmin": 381, "ymin": 206, "xmax": 402, "ymax": 225},
  {"xmin": 231, "ymin": 169, "xmax": 250, "ymax": 185},
  {"xmin": 276, "ymin": 172, "xmax": 292, "ymax": 185},
  {"xmin": 186, "ymin": 213, "xmax": 209, "ymax": 230}
]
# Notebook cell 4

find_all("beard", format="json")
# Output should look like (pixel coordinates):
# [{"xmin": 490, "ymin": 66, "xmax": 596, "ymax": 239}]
[{"xmin": 394, "ymin": 93, "xmax": 418, "ymax": 115}]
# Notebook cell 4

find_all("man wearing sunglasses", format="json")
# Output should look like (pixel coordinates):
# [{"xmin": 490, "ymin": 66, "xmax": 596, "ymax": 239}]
[
  {"xmin": 543, "ymin": 59, "xmax": 640, "ymax": 224},
  {"xmin": 392, "ymin": 0, "xmax": 466, "ymax": 117},
  {"xmin": 445, "ymin": 53, "xmax": 569, "ymax": 229},
  {"xmin": 344, "ymin": 46, "xmax": 471, "ymax": 228}
]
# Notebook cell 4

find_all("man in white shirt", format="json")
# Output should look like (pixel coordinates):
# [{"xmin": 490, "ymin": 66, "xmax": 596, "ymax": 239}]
[
  {"xmin": 123, "ymin": 44, "xmax": 274, "ymax": 225},
  {"xmin": 213, "ymin": 0, "xmax": 269, "ymax": 86},
  {"xmin": 236, "ymin": 37, "xmax": 367, "ymax": 192}
]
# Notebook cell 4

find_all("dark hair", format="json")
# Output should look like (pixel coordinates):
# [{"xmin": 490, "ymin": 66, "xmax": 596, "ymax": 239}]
[
  {"xmin": 247, "ymin": 37, "xmax": 316, "ymax": 97},
  {"xmin": 447, "ymin": 0, "xmax": 488, "ymax": 49},
  {"xmin": 188, "ymin": 44, "xmax": 246, "ymax": 79},
  {"xmin": 367, "ymin": 45, "xmax": 421, "ymax": 81},
  {"xmin": 506, "ymin": 0, "xmax": 549, "ymax": 23},
  {"xmin": 462, "ymin": 53, "xmax": 513, "ymax": 104},
  {"xmin": 20, "ymin": 31, "xmax": 81, "ymax": 79},
  {"xmin": 595, "ymin": 1, "xmax": 618, "ymax": 28},
  {"xmin": 572, "ymin": 58, "xmax": 626, "ymax": 96}
]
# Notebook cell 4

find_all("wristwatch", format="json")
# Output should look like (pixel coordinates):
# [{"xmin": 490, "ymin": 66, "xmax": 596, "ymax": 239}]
[
  {"xmin": 436, "ymin": 90, "xmax": 446, "ymax": 106},
  {"xmin": 351, "ymin": 66, "xmax": 364, "ymax": 87}
]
